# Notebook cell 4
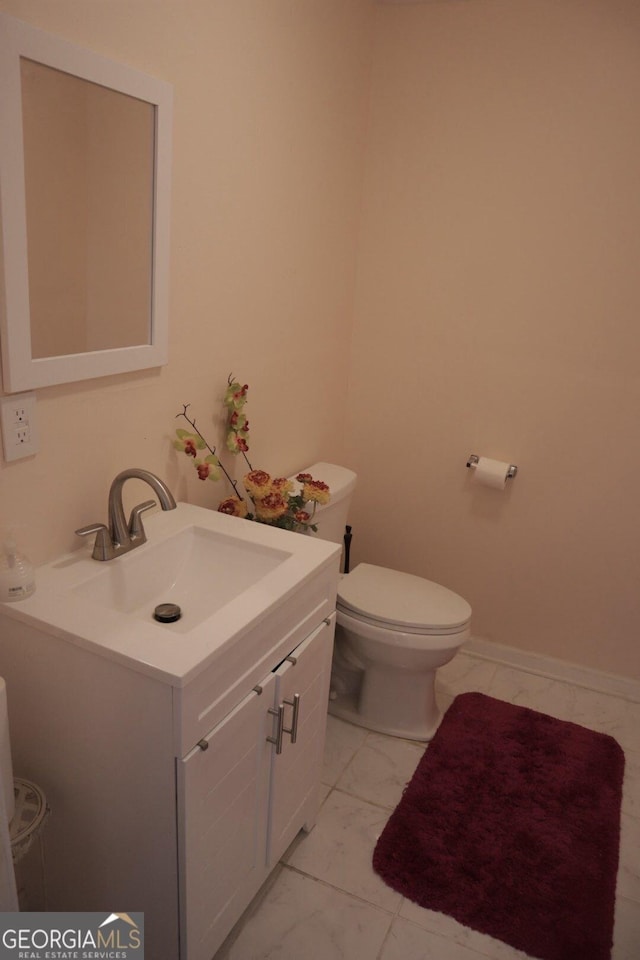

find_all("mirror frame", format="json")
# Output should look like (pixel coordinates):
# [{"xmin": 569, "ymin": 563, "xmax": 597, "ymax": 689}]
[{"xmin": 0, "ymin": 12, "xmax": 172, "ymax": 393}]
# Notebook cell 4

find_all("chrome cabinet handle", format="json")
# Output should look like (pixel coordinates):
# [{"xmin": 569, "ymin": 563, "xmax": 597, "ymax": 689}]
[
  {"xmin": 283, "ymin": 694, "xmax": 300, "ymax": 745},
  {"xmin": 267, "ymin": 704, "xmax": 285, "ymax": 755}
]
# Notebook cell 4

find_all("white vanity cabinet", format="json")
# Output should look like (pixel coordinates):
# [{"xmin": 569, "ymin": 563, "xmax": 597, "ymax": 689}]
[
  {"xmin": 178, "ymin": 616, "xmax": 334, "ymax": 960},
  {"xmin": 0, "ymin": 515, "xmax": 340, "ymax": 960}
]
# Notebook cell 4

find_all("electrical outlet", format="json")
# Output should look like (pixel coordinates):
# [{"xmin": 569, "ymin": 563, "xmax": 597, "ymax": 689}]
[{"xmin": 1, "ymin": 392, "xmax": 39, "ymax": 461}]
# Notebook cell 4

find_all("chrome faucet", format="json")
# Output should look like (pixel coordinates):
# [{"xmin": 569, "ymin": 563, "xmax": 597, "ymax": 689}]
[{"xmin": 75, "ymin": 468, "xmax": 177, "ymax": 560}]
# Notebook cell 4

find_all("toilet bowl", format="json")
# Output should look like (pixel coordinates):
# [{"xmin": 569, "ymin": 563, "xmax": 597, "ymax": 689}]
[
  {"xmin": 292, "ymin": 463, "xmax": 472, "ymax": 741},
  {"xmin": 332, "ymin": 563, "xmax": 470, "ymax": 740}
]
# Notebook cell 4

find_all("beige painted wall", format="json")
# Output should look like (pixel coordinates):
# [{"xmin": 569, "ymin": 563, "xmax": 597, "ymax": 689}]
[
  {"xmin": 347, "ymin": 0, "xmax": 640, "ymax": 678},
  {"xmin": 0, "ymin": 1, "xmax": 373, "ymax": 561},
  {"xmin": 2, "ymin": 0, "xmax": 639, "ymax": 682}
]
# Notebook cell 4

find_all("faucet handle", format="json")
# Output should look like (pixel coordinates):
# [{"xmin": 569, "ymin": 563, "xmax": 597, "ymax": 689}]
[
  {"xmin": 128, "ymin": 500, "xmax": 156, "ymax": 542},
  {"xmin": 75, "ymin": 523, "xmax": 114, "ymax": 561}
]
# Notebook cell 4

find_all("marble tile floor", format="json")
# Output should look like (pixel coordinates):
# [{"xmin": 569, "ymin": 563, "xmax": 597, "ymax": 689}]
[{"xmin": 215, "ymin": 651, "xmax": 640, "ymax": 960}]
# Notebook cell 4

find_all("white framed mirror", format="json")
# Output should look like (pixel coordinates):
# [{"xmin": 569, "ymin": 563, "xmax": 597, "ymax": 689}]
[{"xmin": 0, "ymin": 12, "xmax": 172, "ymax": 393}]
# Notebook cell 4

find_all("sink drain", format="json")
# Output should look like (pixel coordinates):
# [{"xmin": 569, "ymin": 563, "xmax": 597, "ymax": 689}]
[{"xmin": 153, "ymin": 603, "xmax": 182, "ymax": 623}]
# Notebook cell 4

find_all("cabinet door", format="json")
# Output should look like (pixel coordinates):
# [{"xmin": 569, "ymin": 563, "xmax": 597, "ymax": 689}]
[
  {"xmin": 178, "ymin": 671, "xmax": 276, "ymax": 960},
  {"xmin": 267, "ymin": 614, "xmax": 335, "ymax": 866}
]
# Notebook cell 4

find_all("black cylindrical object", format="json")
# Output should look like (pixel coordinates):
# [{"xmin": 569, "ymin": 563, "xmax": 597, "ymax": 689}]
[{"xmin": 343, "ymin": 525, "xmax": 352, "ymax": 574}]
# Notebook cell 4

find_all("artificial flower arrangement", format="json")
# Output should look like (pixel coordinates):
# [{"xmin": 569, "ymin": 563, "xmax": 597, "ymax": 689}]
[{"xmin": 174, "ymin": 376, "xmax": 330, "ymax": 533}]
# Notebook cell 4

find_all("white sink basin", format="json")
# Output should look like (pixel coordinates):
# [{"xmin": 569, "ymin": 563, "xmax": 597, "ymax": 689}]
[
  {"xmin": 0, "ymin": 502, "xmax": 340, "ymax": 685},
  {"xmin": 72, "ymin": 525, "xmax": 291, "ymax": 632}
]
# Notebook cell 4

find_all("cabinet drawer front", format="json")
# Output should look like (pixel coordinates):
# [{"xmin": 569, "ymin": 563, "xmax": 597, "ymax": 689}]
[{"xmin": 176, "ymin": 568, "xmax": 336, "ymax": 756}]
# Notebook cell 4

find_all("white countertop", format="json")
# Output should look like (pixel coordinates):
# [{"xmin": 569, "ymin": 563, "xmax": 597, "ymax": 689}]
[{"xmin": 0, "ymin": 503, "xmax": 341, "ymax": 686}]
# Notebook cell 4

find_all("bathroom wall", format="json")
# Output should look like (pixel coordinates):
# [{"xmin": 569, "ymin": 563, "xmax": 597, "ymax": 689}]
[
  {"xmin": 0, "ymin": 0, "xmax": 374, "ymax": 564},
  {"xmin": 348, "ymin": 0, "xmax": 640, "ymax": 678},
  {"xmin": 3, "ymin": 0, "xmax": 639, "ymax": 683}
]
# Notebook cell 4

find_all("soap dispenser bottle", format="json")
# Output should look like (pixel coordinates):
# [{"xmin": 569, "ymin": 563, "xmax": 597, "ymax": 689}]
[{"xmin": 0, "ymin": 537, "xmax": 35, "ymax": 602}]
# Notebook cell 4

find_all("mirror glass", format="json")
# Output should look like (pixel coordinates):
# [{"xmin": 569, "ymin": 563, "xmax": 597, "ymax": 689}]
[
  {"xmin": 22, "ymin": 59, "xmax": 155, "ymax": 359},
  {"xmin": 0, "ymin": 13, "xmax": 172, "ymax": 392}
]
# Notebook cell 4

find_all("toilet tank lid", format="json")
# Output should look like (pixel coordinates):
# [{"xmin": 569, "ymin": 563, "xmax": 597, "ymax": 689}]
[
  {"xmin": 291, "ymin": 462, "xmax": 357, "ymax": 504},
  {"xmin": 338, "ymin": 563, "xmax": 471, "ymax": 631}
]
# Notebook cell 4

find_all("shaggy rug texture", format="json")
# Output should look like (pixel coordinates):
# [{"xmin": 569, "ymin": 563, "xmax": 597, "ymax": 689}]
[{"xmin": 373, "ymin": 692, "xmax": 625, "ymax": 960}]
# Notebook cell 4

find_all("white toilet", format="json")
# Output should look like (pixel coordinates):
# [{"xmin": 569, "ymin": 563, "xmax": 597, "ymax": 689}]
[{"xmin": 297, "ymin": 462, "xmax": 471, "ymax": 741}]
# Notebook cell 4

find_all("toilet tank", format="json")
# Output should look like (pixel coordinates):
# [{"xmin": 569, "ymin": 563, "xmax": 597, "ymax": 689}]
[{"xmin": 291, "ymin": 462, "xmax": 357, "ymax": 544}]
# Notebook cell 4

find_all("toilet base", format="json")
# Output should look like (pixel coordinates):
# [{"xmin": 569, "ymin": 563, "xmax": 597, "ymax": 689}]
[
  {"xmin": 328, "ymin": 668, "xmax": 443, "ymax": 741},
  {"xmin": 328, "ymin": 693, "xmax": 443, "ymax": 741},
  {"xmin": 328, "ymin": 617, "xmax": 467, "ymax": 741}
]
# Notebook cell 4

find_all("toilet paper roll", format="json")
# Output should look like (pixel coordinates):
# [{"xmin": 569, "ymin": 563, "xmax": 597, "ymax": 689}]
[
  {"xmin": 0, "ymin": 680, "xmax": 14, "ymax": 823},
  {"xmin": 473, "ymin": 457, "xmax": 511, "ymax": 490}
]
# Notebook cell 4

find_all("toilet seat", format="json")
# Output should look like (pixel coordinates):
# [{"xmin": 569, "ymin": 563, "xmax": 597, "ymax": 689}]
[{"xmin": 337, "ymin": 563, "xmax": 471, "ymax": 636}]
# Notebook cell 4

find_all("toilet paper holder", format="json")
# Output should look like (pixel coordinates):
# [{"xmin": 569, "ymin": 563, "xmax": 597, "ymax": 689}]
[{"xmin": 466, "ymin": 454, "xmax": 518, "ymax": 479}]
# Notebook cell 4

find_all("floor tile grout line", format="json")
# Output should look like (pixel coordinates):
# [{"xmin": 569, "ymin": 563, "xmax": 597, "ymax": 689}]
[
  {"xmin": 326, "ymin": 783, "xmax": 402, "ymax": 813},
  {"xmin": 279, "ymin": 861, "xmax": 403, "ymax": 920}
]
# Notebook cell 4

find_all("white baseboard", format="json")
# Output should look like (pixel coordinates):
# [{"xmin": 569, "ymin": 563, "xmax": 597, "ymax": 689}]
[{"xmin": 466, "ymin": 636, "xmax": 640, "ymax": 704}]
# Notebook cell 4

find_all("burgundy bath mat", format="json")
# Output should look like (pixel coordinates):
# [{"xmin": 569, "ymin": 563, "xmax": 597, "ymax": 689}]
[{"xmin": 373, "ymin": 692, "xmax": 625, "ymax": 960}]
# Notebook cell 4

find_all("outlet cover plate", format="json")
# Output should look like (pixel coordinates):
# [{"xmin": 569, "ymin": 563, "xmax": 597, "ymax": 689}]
[{"xmin": 0, "ymin": 392, "xmax": 39, "ymax": 461}]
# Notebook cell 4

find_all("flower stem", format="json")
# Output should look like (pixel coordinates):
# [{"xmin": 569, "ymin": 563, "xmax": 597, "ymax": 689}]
[{"xmin": 176, "ymin": 405, "xmax": 244, "ymax": 499}]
